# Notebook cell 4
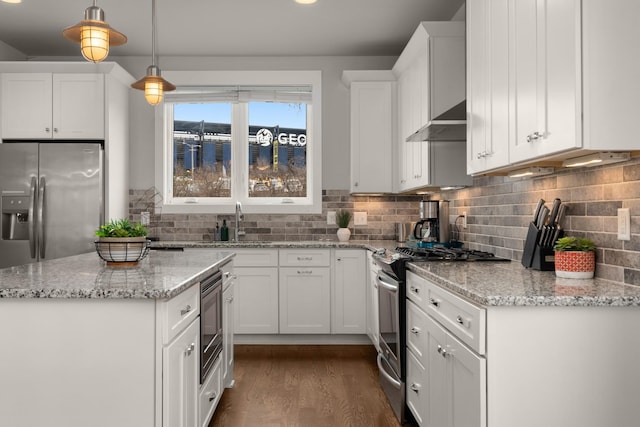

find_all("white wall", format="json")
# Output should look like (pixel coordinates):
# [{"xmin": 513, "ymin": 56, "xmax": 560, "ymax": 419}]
[
  {"xmin": 0, "ymin": 41, "xmax": 26, "ymax": 60},
  {"xmin": 110, "ymin": 55, "xmax": 396, "ymax": 191}
]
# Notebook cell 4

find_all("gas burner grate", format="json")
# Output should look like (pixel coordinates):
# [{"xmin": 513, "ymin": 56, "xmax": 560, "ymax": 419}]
[{"xmin": 395, "ymin": 246, "xmax": 509, "ymax": 262}]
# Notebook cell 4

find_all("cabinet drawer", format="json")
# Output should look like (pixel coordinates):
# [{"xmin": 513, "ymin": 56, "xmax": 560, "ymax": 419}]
[
  {"xmin": 160, "ymin": 284, "xmax": 200, "ymax": 344},
  {"xmin": 407, "ymin": 299, "xmax": 429, "ymax": 360},
  {"xmin": 279, "ymin": 249, "xmax": 330, "ymax": 266},
  {"xmin": 233, "ymin": 249, "xmax": 278, "ymax": 267},
  {"xmin": 406, "ymin": 270, "xmax": 427, "ymax": 308},
  {"xmin": 200, "ymin": 355, "xmax": 222, "ymax": 427},
  {"xmin": 424, "ymin": 280, "xmax": 486, "ymax": 355},
  {"xmin": 406, "ymin": 348, "xmax": 427, "ymax": 427}
]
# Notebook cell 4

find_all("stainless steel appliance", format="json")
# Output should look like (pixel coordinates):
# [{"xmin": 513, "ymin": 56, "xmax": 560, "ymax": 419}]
[
  {"xmin": 414, "ymin": 200, "xmax": 450, "ymax": 244},
  {"xmin": 372, "ymin": 246, "xmax": 509, "ymax": 423},
  {"xmin": 201, "ymin": 269, "xmax": 223, "ymax": 384},
  {"xmin": 0, "ymin": 142, "xmax": 103, "ymax": 269}
]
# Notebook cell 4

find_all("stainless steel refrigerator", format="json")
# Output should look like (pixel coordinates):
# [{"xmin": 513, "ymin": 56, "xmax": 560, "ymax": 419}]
[{"xmin": 0, "ymin": 142, "xmax": 103, "ymax": 269}]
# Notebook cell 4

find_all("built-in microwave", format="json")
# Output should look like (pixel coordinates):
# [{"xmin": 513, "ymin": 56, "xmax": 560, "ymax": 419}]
[{"xmin": 200, "ymin": 269, "xmax": 223, "ymax": 384}]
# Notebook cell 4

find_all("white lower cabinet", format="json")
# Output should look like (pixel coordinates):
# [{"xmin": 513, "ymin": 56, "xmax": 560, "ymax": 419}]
[
  {"xmin": 366, "ymin": 251, "xmax": 380, "ymax": 350},
  {"xmin": 199, "ymin": 355, "xmax": 222, "ymax": 427},
  {"xmin": 234, "ymin": 266, "xmax": 279, "ymax": 333},
  {"xmin": 163, "ymin": 318, "xmax": 200, "ymax": 427},
  {"xmin": 332, "ymin": 249, "xmax": 367, "ymax": 334},
  {"xmin": 279, "ymin": 266, "xmax": 331, "ymax": 333},
  {"xmin": 406, "ymin": 271, "xmax": 487, "ymax": 427}
]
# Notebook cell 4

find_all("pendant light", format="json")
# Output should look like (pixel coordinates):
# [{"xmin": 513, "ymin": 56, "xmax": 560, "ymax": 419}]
[
  {"xmin": 131, "ymin": 0, "xmax": 176, "ymax": 106},
  {"xmin": 62, "ymin": 0, "xmax": 127, "ymax": 63}
]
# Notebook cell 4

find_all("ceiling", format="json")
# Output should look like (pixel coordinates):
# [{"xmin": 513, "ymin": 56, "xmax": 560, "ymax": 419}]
[{"xmin": 0, "ymin": 0, "xmax": 464, "ymax": 58}]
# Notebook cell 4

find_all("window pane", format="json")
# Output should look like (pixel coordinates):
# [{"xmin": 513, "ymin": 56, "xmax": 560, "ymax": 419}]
[
  {"xmin": 248, "ymin": 102, "xmax": 307, "ymax": 198},
  {"xmin": 172, "ymin": 103, "xmax": 232, "ymax": 198}
]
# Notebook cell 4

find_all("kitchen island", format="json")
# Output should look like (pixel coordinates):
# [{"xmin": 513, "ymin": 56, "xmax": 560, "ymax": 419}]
[
  {"xmin": 0, "ymin": 249, "xmax": 234, "ymax": 427},
  {"xmin": 406, "ymin": 260, "xmax": 640, "ymax": 427}
]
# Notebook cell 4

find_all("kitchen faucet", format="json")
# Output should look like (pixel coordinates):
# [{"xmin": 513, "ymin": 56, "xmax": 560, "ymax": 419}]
[{"xmin": 235, "ymin": 201, "xmax": 245, "ymax": 241}]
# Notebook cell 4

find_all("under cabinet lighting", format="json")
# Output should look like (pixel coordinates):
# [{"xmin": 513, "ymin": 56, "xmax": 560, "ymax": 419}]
[
  {"xmin": 295, "ymin": 0, "xmax": 317, "ymax": 4},
  {"xmin": 562, "ymin": 152, "xmax": 631, "ymax": 168},
  {"xmin": 2, "ymin": 0, "xmax": 22, "ymax": 4},
  {"xmin": 508, "ymin": 167, "xmax": 555, "ymax": 178}
]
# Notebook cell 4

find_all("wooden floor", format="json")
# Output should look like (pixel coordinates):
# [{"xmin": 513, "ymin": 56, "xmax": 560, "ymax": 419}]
[{"xmin": 209, "ymin": 345, "xmax": 414, "ymax": 427}]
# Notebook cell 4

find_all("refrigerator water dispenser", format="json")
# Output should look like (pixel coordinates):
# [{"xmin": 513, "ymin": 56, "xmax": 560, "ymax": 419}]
[{"xmin": 1, "ymin": 196, "xmax": 30, "ymax": 241}]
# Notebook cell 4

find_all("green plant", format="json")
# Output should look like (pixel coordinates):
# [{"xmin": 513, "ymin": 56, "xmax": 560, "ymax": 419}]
[
  {"xmin": 336, "ymin": 210, "xmax": 352, "ymax": 228},
  {"xmin": 553, "ymin": 236, "xmax": 596, "ymax": 252},
  {"xmin": 95, "ymin": 218, "xmax": 148, "ymax": 238}
]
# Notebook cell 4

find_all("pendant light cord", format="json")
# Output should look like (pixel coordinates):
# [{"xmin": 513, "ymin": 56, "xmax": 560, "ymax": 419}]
[{"xmin": 151, "ymin": 0, "xmax": 157, "ymax": 68}]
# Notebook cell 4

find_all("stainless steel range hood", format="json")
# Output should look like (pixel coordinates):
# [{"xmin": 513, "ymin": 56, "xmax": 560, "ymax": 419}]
[{"xmin": 406, "ymin": 100, "xmax": 466, "ymax": 142}]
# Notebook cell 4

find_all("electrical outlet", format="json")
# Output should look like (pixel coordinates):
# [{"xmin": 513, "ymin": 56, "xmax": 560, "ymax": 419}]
[
  {"xmin": 462, "ymin": 211, "xmax": 467, "ymax": 229},
  {"xmin": 618, "ymin": 208, "xmax": 631, "ymax": 240},
  {"xmin": 327, "ymin": 211, "xmax": 336, "ymax": 225},
  {"xmin": 140, "ymin": 211, "xmax": 150, "ymax": 226},
  {"xmin": 354, "ymin": 211, "xmax": 368, "ymax": 225}
]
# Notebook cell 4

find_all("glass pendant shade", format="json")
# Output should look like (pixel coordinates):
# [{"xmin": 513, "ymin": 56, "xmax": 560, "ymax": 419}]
[
  {"xmin": 131, "ymin": 66, "xmax": 177, "ymax": 106},
  {"xmin": 62, "ymin": 3, "xmax": 126, "ymax": 63}
]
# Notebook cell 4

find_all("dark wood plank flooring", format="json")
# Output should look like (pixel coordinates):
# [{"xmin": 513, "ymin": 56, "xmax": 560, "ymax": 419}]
[{"xmin": 209, "ymin": 345, "xmax": 413, "ymax": 427}]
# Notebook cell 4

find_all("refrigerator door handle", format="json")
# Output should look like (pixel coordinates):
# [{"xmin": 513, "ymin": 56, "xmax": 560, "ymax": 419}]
[
  {"xmin": 29, "ymin": 177, "xmax": 37, "ymax": 259},
  {"xmin": 38, "ymin": 176, "xmax": 46, "ymax": 259}
]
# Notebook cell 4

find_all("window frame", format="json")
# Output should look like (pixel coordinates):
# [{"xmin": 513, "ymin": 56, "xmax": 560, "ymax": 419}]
[{"xmin": 154, "ymin": 70, "xmax": 322, "ymax": 215}]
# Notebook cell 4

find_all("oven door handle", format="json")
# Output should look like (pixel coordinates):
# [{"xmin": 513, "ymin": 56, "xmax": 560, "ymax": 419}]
[
  {"xmin": 377, "ymin": 275, "xmax": 399, "ymax": 293},
  {"xmin": 377, "ymin": 353, "xmax": 402, "ymax": 390},
  {"xmin": 203, "ymin": 333, "xmax": 221, "ymax": 354}
]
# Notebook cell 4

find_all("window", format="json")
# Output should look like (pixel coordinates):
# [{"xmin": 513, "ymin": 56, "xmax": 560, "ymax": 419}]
[{"xmin": 156, "ymin": 71, "xmax": 322, "ymax": 214}]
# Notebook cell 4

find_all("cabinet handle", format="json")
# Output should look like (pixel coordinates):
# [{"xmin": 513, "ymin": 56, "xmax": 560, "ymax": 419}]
[
  {"xmin": 410, "ymin": 326, "xmax": 420, "ymax": 335},
  {"xmin": 410, "ymin": 286, "xmax": 419, "ymax": 294},
  {"xmin": 337, "ymin": 258, "xmax": 342, "ymax": 261},
  {"xmin": 45, "ymin": 127, "xmax": 51, "ymax": 133},
  {"xmin": 354, "ymin": 182, "xmax": 359, "ymax": 187},
  {"xmin": 437, "ymin": 345, "xmax": 443, "ymax": 354},
  {"xmin": 180, "ymin": 305, "xmax": 192, "ymax": 316},
  {"xmin": 185, "ymin": 343, "xmax": 195, "ymax": 356},
  {"xmin": 429, "ymin": 298, "xmax": 440, "ymax": 308},
  {"xmin": 526, "ymin": 131, "xmax": 544, "ymax": 143},
  {"xmin": 53, "ymin": 127, "xmax": 58, "ymax": 133},
  {"xmin": 410, "ymin": 383, "xmax": 421, "ymax": 393},
  {"xmin": 437, "ymin": 345, "xmax": 448, "ymax": 358},
  {"xmin": 456, "ymin": 315, "xmax": 464, "ymax": 325},
  {"xmin": 224, "ymin": 271, "xmax": 231, "ymax": 278},
  {"xmin": 297, "ymin": 270, "xmax": 313, "ymax": 275},
  {"xmin": 209, "ymin": 392, "xmax": 217, "ymax": 402},
  {"xmin": 297, "ymin": 256, "xmax": 313, "ymax": 261},
  {"xmin": 226, "ymin": 296, "xmax": 234, "ymax": 303}
]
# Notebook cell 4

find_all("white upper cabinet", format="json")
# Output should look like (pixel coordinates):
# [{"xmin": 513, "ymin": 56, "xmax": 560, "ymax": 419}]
[
  {"xmin": 1, "ymin": 73, "xmax": 104, "ymax": 140},
  {"xmin": 343, "ymin": 71, "xmax": 396, "ymax": 194},
  {"xmin": 393, "ymin": 22, "xmax": 468, "ymax": 192},
  {"xmin": 468, "ymin": 0, "xmax": 640, "ymax": 174},
  {"xmin": 466, "ymin": 0, "xmax": 511, "ymax": 174},
  {"xmin": 509, "ymin": 0, "xmax": 580, "ymax": 163}
]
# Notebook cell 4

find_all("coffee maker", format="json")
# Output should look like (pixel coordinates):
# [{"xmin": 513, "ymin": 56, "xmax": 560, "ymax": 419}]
[{"xmin": 413, "ymin": 200, "xmax": 450, "ymax": 244}]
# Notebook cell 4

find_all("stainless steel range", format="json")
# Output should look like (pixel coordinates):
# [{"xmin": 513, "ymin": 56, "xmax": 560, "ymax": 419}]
[{"xmin": 372, "ymin": 246, "xmax": 509, "ymax": 423}]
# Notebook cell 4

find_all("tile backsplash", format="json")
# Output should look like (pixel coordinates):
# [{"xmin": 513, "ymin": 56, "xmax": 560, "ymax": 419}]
[{"xmin": 130, "ymin": 157, "xmax": 640, "ymax": 286}]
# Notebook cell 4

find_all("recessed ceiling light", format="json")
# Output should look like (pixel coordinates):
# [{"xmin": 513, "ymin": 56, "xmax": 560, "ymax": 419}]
[{"xmin": 295, "ymin": 0, "xmax": 317, "ymax": 4}]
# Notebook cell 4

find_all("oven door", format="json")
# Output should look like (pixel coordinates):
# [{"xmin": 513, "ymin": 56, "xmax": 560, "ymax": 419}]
[
  {"xmin": 201, "ymin": 271, "xmax": 223, "ymax": 384},
  {"xmin": 377, "ymin": 269, "xmax": 401, "ymax": 377}
]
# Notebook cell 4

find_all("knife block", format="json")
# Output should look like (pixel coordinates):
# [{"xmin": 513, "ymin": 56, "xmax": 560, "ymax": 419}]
[{"xmin": 521, "ymin": 222, "xmax": 563, "ymax": 271}]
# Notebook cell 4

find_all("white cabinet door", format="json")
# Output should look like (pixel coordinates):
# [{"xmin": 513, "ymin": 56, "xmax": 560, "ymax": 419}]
[
  {"xmin": 222, "ymin": 277, "xmax": 235, "ymax": 388},
  {"xmin": 53, "ymin": 73, "xmax": 104, "ymax": 139},
  {"xmin": 234, "ymin": 266, "xmax": 279, "ymax": 334},
  {"xmin": 509, "ymin": 0, "xmax": 581, "ymax": 163},
  {"xmin": 332, "ymin": 249, "xmax": 366, "ymax": 334},
  {"xmin": 407, "ymin": 347, "xmax": 428, "ymax": 426},
  {"xmin": 279, "ymin": 267, "xmax": 331, "ymax": 334},
  {"xmin": 163, "ymin": 318, "xmax": 199, "ymax": 427},
  {"xmin": 349, "ymin": 81, "xmax": 394, "ymax": 193},
  {"xmin": 425, "ymin": 313, "xmax": 486, "ymax": 427},
  {"xmin": 1, "ymin": 73, "xmax": 104, "ymax": 140},
  {"xmin": 1, "ymin": 73, "xmax": 52, "ymax": 139},
  {"xmin": 466, "ymin": 0, "xmax": 511, "ymax": 174},
  {"xmin": 366, "ymin": 251, "xmax": 380, "ymax": 350}
]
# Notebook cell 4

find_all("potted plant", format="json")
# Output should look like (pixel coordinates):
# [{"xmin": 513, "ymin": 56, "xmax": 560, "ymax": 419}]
[
  {"xmin": 95, "ymin": 218, "xmax": 150, "ymax": 266},
  {"xmin": 553, "ymin": 236, "xmax": 596, "ymax": 279},
  {"xmin": 336, "ymin": 210, "xmax": 353, "ymax": 242}
]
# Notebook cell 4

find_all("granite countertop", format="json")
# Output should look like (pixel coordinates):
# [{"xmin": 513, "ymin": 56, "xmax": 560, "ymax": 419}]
[
  {"xmin": 408, "ymin": 260, "xmax": 640, "ymax": 307},
  {"xmin": 0, "ymin": 249, "xmax": 235, "ymax": 299}
]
